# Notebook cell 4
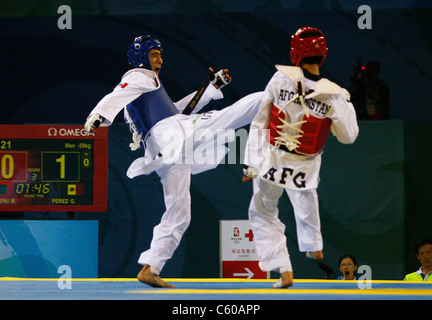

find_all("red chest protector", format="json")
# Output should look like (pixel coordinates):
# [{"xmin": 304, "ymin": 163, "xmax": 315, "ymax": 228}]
[{"xmin": 269, "ymin": 104, "xmax": 332, "ymax": 156}]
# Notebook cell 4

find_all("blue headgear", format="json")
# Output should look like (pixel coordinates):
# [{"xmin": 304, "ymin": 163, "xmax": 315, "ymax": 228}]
[{"xmin": 127, "ymin": 35, "xmax": 163, "ymax": 69}]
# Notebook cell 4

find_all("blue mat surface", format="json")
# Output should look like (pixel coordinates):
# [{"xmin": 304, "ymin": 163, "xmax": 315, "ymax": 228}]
[{"xmin": 1, "ymin": 277, "xmax": 431, "ymax": 300}]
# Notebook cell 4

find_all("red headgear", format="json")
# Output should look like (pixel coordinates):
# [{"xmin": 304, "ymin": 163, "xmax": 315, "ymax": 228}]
[{"xmin": 290, "ymin": 27, "xmax": 328, "ymax": 67}]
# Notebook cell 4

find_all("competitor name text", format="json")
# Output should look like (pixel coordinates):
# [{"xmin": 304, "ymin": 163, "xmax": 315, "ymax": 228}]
[{"xmin": 279, "ymin": 89, "xmax": 331, "ymax": 116}]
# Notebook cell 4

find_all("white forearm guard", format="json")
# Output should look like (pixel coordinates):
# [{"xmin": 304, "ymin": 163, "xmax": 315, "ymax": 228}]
[{"xmin": 84, "ymin": 114, "xmax": 104, "ymax": 133}]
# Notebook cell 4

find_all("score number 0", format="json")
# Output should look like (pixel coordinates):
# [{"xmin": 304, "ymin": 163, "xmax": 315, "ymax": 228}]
[
  {"xmin": 1, "ymin": 154, "xmax": 14, "ymax": 179},
  {"xmin": 0, "ymin": 152, "xmax": 27, "ymax": 181}
]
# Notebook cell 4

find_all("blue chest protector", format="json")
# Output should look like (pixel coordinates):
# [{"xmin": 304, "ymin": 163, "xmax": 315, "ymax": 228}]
[{"xmin": 126, "ymin": 83, "xmax": 179, "ymax": 137}]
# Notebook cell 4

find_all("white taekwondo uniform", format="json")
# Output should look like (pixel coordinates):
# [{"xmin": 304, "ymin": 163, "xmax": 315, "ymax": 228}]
[
  {"xmin": 87, "ymin": 67, "xmax": 262, "ymax": 272},
  {"xmin": 244, "ymin": 65, "xmax": 358, "ymax": 273}
]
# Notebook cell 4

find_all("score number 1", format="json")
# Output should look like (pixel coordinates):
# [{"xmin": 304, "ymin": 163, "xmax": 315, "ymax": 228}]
[
  {"xmin": 56, "ymin": 154, "xmax": 66, "ymax": 179},
  {"xmin": 42, "ymin": 152, "xmax": 79, "ymax": 182}
]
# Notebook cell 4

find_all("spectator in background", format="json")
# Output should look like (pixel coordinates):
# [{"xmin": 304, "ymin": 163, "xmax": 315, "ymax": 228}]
[
  {"xmin": 336, "ymin": 254, "xmax": 358, "ymax": 280},
  {"xmin": 364, "ymin": 61, "xmax": 390, "ymax": 120},
  {"xmin": 349, "ymin": 60, "xmax": 390, "ymax": 120},
  {"xmin": 404, "ymin": 238, "xmax": 432, "ymax": 281}
]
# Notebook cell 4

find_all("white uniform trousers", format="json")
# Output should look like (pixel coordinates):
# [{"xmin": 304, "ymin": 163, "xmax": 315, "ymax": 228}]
[
  {"xmin": 136, "ymin": 92, "xmax": 264, "ymax": 271},
  {"xmin": 138, "ymin": 164, "xmax": 191, "ymax": 271},
  {"xmin": 248, "ymin": 176, "xmax": 323, "ymax": 272}
]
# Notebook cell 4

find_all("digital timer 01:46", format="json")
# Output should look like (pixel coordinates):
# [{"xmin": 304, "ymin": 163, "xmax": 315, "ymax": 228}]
[{"xmin": 15, "ymin": 183, "xmax": 51, "ymax": 194}]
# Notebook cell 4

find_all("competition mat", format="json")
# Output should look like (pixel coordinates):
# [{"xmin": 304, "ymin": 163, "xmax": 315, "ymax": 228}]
[{"xmin": 0, "ymin": 277, "xmax": 431, "ymax": 300}]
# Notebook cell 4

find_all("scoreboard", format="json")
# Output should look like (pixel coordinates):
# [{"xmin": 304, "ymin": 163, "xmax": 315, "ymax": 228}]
[{"xmin": 0, "ymin": 125, "xmax": 108, "ymax": 212}]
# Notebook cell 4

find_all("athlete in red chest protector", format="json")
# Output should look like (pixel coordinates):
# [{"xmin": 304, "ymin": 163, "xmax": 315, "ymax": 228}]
[{"xmin": 243, "ymin": 27, "xmax": 359, "ymax": 288}]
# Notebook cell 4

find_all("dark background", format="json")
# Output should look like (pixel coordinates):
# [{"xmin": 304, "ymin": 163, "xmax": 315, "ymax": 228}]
[{"xmin": 1, "ymin": 0, "xmax": 431, "ymax": 280}]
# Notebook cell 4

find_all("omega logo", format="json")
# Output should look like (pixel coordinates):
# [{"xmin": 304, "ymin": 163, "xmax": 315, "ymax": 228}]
[{"xmin": 48, "ymin": 127, "xmax": 89, "ymax": 137}]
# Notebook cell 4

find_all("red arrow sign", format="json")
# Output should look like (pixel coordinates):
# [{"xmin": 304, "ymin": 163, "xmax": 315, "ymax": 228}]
[{"xmin": 222, "ymin": 261, "xmax": 268, "ymax": 279}]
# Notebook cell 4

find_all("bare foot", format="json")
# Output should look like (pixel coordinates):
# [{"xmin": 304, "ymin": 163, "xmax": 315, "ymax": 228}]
[
  {"xmin": 306, "ymin": 251, "xmax": 324, "ymax": 260},
  {"xmin": 137, "ymin": 265, "xmax": 175, "ymax": 288},
  {"xmin": 273, "ymin": 271, "xmax": 294, "ymax": 288}
]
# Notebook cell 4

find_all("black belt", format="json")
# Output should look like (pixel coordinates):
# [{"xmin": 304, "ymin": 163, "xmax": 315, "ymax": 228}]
[{"xmin": 278, "ymin": 144, "xmax": 305, "ymax": 156}]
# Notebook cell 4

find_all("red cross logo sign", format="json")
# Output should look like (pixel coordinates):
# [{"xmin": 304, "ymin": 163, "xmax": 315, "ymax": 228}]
[{"xmin": 245, "ymin": 229, "xmax": 254, "ymax": 242}]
